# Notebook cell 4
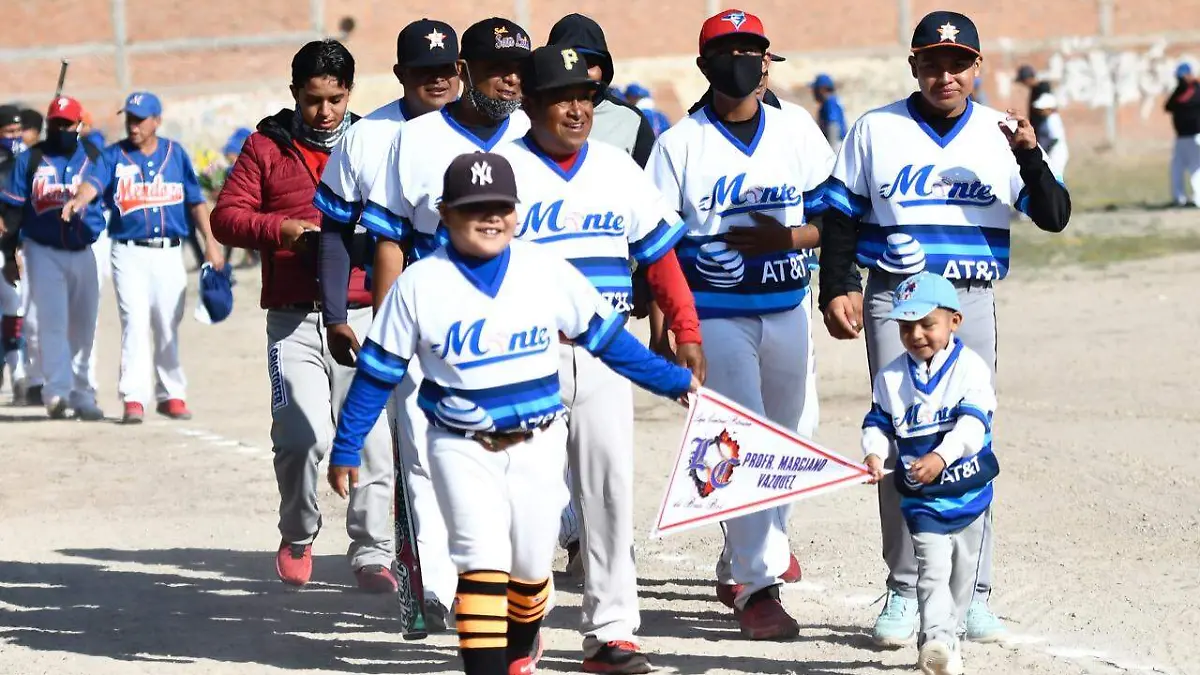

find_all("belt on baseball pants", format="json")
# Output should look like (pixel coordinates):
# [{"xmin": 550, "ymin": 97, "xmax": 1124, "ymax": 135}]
[
  {"xmin": 116, "ymin": 237, "xmax": 182, "ymax": 249},
  {"xmin": 441, "ymin": 419, "xmax": 556, "ymax": 452},
  {"xmin": 278, "ymin": 300, "xmax": 371, "ymax": 313}
]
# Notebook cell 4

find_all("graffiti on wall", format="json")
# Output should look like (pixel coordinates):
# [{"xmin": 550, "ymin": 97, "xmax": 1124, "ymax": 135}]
[{"xmin": 1042, "ymin": 38, "xmax": 1194, "ymax": 118}]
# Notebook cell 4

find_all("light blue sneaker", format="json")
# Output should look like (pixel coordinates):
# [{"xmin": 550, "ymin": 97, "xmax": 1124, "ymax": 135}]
[
  {"xmin": 872, "ymin": 590, "xmax": 918, "ymax": 647},
  {"xmin": 965, "ymin": 600, "xmax": 1006, "ymax": 643}
]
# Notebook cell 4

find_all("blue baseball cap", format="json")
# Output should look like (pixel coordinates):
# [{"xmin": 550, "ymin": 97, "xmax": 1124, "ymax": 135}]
[
  {"xmin": 200, "ymin": 263, "xmax": 234, "ymax": 323},
  {"xmin": 1177, "ymin": 62, "xmax": 1193, "ymax": 78},
  {"xmin": 812, "ymin": 73, "xmax": 835, "ymax": 89},
  {"xmin": 625, "ymin": 83, "xmax": 650, "ymax": 99},
  {"xmin": 120, "ymin": 92, "xmax": 162, "ymax": 118},
  {"xmin": 888, "ymin": 272, "xmax": 960, "ymax": 321},
  {"xmin": 223, "ymin": 127, "xmax": 252, "ymax": 155}
]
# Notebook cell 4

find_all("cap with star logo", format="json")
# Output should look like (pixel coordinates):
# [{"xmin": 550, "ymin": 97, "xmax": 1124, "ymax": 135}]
[
  {"xmin": 698, "ymin": 8, "xmax": 770, "ymax": 56},
  {"xmin": 397, "ymin": 18, "xmax": 459, "ymax": 68},
  {"xmin": 460, "ymin": 17, "xmax": 532, "ymax": 63},
  {"xmin": 442, "ymin": 152, "xmax": 519, "ymax": 208},
  {"xmin": 911, "ymin": 11, "xmax": 980, "ymax": 56}
]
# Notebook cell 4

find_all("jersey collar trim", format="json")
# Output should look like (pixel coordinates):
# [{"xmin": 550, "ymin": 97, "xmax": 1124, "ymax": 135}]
[
  {"xmin": 701, "ymin": 102, "xmax": 765, "ymax": 157},
  {"xmin": 522, "ymin": 134, "xmax": 589, "ymax": 181},
  {"xmin": 907, "ymin": 336, "xmax": 964, "ymax": 395},
  {"xmin": 441, "ymin": 107, "xmax": 510, "ymax": 151},
  {"xmin": 446, "ymin": 243, "xmax": 511, "ymax": 299},
  {"xmin": 397, "ymin": 98, "xmax": 411, "ymax": 122},
  {"xmin": 906, "ymin": 93, "xmax": 974, "ymax": 149}
]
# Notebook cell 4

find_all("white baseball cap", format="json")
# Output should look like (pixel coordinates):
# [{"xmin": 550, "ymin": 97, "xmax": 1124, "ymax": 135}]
[{"xmin": 1032, "ymin": 93, "xmax": 1058, "ymax": 110}]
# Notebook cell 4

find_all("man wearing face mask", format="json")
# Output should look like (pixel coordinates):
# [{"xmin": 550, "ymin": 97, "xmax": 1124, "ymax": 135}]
[
  {"xmin": 0, "ymin": 96, "xmax": 108, "ymax": 420},
  {"xmin": 352, "ymin": 16, "xmax": 532, "ymax": 633},
  {"xmin": 646, "ymin": 9, "xmax": 835, "ymax": 640},
  {"xmin": 63, "ymin": 92, "xmax": 226, "ymax": 424}
]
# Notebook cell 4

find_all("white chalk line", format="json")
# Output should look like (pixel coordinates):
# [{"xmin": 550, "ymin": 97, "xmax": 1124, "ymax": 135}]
[{"xmin": 174, "ymin": 427, "xmax": 266, "ymax": 455}]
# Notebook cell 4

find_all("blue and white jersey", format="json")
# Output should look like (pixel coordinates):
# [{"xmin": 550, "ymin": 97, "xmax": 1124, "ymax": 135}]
[
  {"xmin": 646, "ymin": 102, "xmax": 834, "ymax": 319},
  {"xmin": 862, "ymin": 337, "xmax": 999, "ymax": 534},
  {"xmin": 313, "ymin": 98, "xmax": 412, "ymax": 228},
  {"xmin": 87, "ymin": 138, "xmax": 204, "ymax": 241},
  {"xmin": 0, "ymin": 145, "xmax": 107, "ymax": 250},
  {"xmin": 359, "ymin": 239, "xmax": 623, "ymax": 433},
  {"xmin": 821, "ymin": 95, "xmax": 1048, "ymax": 282},
  {"xmin": 361, "ymin": 107, "xmax": 530, "ymax": 261},
  {"xmin": 496, "ymin": 136, "xmax": 685, "ymax": 314}
]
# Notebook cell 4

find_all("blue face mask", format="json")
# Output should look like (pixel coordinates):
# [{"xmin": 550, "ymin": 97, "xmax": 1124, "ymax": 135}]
[{"xmin": 0, "ymin": 137, "xmax": 25, "ymax": 155}]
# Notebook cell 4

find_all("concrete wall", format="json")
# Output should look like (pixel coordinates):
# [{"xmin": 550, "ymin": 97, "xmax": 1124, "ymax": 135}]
[{"xmin": 3, "ymin": 0, "xmax": 1198, "ymax": 150}]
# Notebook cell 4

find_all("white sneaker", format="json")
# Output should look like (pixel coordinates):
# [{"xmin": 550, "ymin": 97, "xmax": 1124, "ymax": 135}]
[
  {"xmin": 918, "ymin": 640, "xmax": 964, "ymax": 675},
  {"xmin": 11, "ymin": 378, "xmax": 27, "ymax": 406},
  {"xmin": 74, "ymin": 403, "xmax": 105, "ymax": 422},
  {"xmin": 46, "ymin": 396, "xmax": 68, "ymax": 419}
]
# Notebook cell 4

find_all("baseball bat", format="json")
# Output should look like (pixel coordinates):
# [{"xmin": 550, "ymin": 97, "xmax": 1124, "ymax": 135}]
[{"xmin": 54, "ymin": 59, "xmax": 69, "ymax": 98}]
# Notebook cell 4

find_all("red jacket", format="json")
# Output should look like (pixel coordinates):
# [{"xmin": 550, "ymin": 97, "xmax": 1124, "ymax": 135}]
[{"xmin": 211, "ymin": 109, "xmax": 370, "ymax": 309}]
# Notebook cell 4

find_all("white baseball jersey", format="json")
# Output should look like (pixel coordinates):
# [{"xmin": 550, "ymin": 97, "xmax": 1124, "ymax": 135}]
[
  {"xmin": 361, "ymin": 108, "xmax": 531, "ymax": 260},
  {"xmin": 495, "ymin": 138, "xmax": 685, "ymax": 314},
  {"xmin": 646, "ymin": 102, "xmax": 834, "ymax": 319},
  {"xmin": 313, "ymin": 98, "xmax": 411, "ymax": 227},
  {"xmin": 823, "ymin": 96, "xmax": 1044, "ymax": 282},
  {"xmin": 360, "ymin": 239, "xmax": 623, "ymax": 433}
]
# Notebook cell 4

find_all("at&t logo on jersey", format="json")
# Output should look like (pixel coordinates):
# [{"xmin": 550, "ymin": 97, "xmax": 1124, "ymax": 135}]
[
  {"xmin": 433, "ymin": 395, "xmax": 495, "ymax": 431},
  {"xmin": 31, "ymin": 168, "xmax": 80, "ymax": 215},
  {"xmin": 516, "ymin": 199, "xmax": 626, "ymax": 239},
  {"xmin": 695, "ymin": 241, "xmax": 744, "ymax": 287},
  {"xmin": 435, "ymin": 318, "xmax": 551, "ymax": 370},
  {"xmin": 880, "ymin": 164, "xmax": 997, "ymax": 208},
  {"xmin": 114, "ymin": 173, "xmax": 185, "ymax": 216},
  {"xmin": 699, "ymin": 173, "xmax": 804, "ymax": 217}
]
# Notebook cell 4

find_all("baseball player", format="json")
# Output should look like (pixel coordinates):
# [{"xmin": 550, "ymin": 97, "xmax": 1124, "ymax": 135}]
[
  {"xmin": 0, "ymin": 96, "xmax": 107, "ymax": 420},
  {"xmin": 347, "ymin": 16, "xmax": 533, "ymax": 631},
  {"xmin": 1, "ymin": 105, "xmax": 27, "ymax": 397},
  {"xmin": 327, "ymin": 152, "xmax": 697, "ymax": 675},
  {"xmin": 811, "ymin": 74, "xmax": 847, "ymax": 153},
  {"xmin": 63, "ymin": 92, "xmax": 226, "ymax": 424},
  {"xmin": 646, "ymin": 9, "xmax": 834, "ymax": 640},
  {"xmin": 862, "ymin": 271, "xmax": 1000, "ymax": 675},
  {"xmin": 816, "ymin": 11, "xmax": 1071, "ymax": 647},
  {"xmin": 495, "ymin": 45, "xmax": 700, "ymax": 673}
]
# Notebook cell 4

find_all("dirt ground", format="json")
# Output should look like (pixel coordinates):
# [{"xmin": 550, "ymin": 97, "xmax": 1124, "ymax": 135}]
[{"xmin": 1, "ymin": 213, "xmax": 1197, "ymax": 675}]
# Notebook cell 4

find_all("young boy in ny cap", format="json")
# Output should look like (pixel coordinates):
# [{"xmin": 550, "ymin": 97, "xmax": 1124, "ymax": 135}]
[
  {"xmin": 861, "ymin": 271, "xmax": 999, "ymax": 675},
  {"xmin": 328, "ymin": 152, "xmax": 697, "ymax": 675}
]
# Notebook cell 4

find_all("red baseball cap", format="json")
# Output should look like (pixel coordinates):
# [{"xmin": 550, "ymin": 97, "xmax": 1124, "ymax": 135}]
[
  {"xmin": 46, "ymin": 96, "xmax": 84, "ymax": 124},
  {"xmin": 699, "ymin": 9, "xmax": 770, "ymax": 55}
]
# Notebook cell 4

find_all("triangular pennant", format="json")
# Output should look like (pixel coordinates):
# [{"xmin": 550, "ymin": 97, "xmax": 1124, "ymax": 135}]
[{"xmin": 652, "ymin": 386, "xmax": 875, "ymax": 538}]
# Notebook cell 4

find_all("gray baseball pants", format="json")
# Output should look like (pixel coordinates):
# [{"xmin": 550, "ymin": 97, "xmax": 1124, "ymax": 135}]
[
  {"xmin": 267, "ymin": 306, "xmax": 393, "ymax": 570},
  {"xmin": 864, "ymin": 269, "xmax": 996, "ymax": 602},
  {"xmin": 558, "ymin": 343, "xmax": 641, "ymax": 655},
  {"xmin": 912, "ymin": 512, "xmax": 990, "ymax": 646}
]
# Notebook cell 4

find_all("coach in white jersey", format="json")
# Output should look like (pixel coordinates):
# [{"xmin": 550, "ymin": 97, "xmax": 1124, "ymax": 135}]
[
  {"xmin": 816, "ymin": 11, "xmax": 1071, "ymax": 648},
  {"xmin": 497, "ymin": 45, "xmax": 698, "ymax": 673},
  {"xmin": 647, "ymin": 9, "xmax": 833, "ymax": 640}
]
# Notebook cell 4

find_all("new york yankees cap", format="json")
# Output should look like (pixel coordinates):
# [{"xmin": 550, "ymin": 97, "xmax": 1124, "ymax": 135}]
[
  {"xmin": 911, "ymin": 11, "xmax": 980, "ymax": 56},
  {"xmin": 442, "ymin": 152, "xmax": 519, "ymax": 208},
  {"xmin": 460, "ymin": 17, "xmax": 532, "ymax": 62},
  {"xmin": 397, "ymin": 19, "xmax": 459, "ymax": 68},
  {"xmin": 522, "ymin": 45, "xmax": 602, "ymax": 94},
  {"xmin": 699, "ymin": 9, "xmax": 770, "ymax": 55}
]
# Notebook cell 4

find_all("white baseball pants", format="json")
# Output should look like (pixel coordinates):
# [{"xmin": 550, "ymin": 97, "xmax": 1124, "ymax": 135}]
[
  {"xmin": 394, "ymin": 358, "xmax": 458, "ymax": 612},
  {"xmin": 704, "ymin": 301, "xmax": 812, "ymax": 609},
  {"xmin": 1171, "ymin": 135, "xmax": 1200, "ymax": 206},
  {"xmin": 20, "ymin": 265, "xmax": 43, "ymax": 388},
  {"xmin": 111, "ymin": 241, "xmax": 187, "ymax": 406},
  {"xmin": 913, "ymin": 512, "xmax": 990, "ymax": 647},
  {"xmin": 428, "ymin": 420, "xmax": 570, "ymax": 580},
  {"xmin": 22, "ymin": 240, "xmax": 99, "ymax": 408}
]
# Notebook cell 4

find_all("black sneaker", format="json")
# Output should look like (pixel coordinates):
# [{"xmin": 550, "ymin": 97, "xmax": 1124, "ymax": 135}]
[
  {"xmin": 582, "ymin": 641, "xmax": 652, "ymax": 674},
  {"xmin": 25, "ymin": 384, "xmax": 43, "ymax": 407},
  {"xmin": 423, "ymin": 599, "xmax": 454, "ymax": 633}
]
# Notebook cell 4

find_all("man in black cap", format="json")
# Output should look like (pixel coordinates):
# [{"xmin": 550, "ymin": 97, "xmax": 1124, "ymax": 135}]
[
  {"xmin": 18, "ymin": 108, "xmax": 42, "ymax": 150},
  {"xmin": 815, "ymin": 9, "xmax": 1070, "ymax": 652},
  {"xmin": 1014, "ymin": 63, "xmax": 1052, "ymax": 128}
]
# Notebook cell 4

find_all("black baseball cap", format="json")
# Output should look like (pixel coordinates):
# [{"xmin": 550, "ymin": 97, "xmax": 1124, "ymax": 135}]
[
  {"xmin": 19, "ymin": 108, "xmax": 42, "ymax": 131},
  {"xmin": 522, "ymin": 45, "xmax": 603, "ymax": 94},
  {"xmin": 911, "ymin": 11, "xmax": 980, "ymax": 56},
  {"xmin": 0, "ymin": 105, "xmax": 20, "ymax": 127},
  {"xmin": 460, "ymin": 17, "xmax": 532, "ymax": 62},
  {"xmin": 442, "ymin": 152, "xmax": 519, "ymax": 208},
  {"xmin": 397, "ymin": 19, "xmax": 459, "ymax": 68}
]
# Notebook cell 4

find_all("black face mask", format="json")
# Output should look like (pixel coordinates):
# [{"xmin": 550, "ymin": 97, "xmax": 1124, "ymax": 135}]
[
  {"xmin": 46, "ymin": 128, "xmax": 79, "ymax": 154},
  {"xmin": 705, "ymin": 53, "xmax": 764, "ymax": 100}
]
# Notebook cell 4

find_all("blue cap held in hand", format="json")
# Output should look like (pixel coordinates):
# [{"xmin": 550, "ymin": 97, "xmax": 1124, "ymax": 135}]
[{"xmin": 200, "ymin": 263, "xmax": 234, "ymax": 323}]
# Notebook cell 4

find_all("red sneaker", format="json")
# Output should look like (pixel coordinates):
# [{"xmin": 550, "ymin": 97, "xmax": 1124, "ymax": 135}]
[
  {"xmin": 738, "ymin": 596, "xmax": 800, "ymax": 640},
  {"xmin": 275, "ymin": 541, "xmax": 312, "ymax": 586},
  {"xmin": 156, "ymin": 399, "xmax": 192, "ymax": 420},
  {"xmin": 354, "ymin": 564, "xmax": 398, "ymax": 594},
  {"xmin": 781, "ymin": 553, "xmax": 802, "ymax": 583},
  {"xmin": 122, "ymin": 402, "xmax": 144, "ymax": 425},
  {"xmin": 582, "ymin": 641, "xmax": 651, "ymax": 674},
  {"xmin": 509, "ymin": 657, "xmax": 536, "ymax": 675},
  {"xmin": 716, "ymin": 582, "xmax": 743, "ymax": 609}
]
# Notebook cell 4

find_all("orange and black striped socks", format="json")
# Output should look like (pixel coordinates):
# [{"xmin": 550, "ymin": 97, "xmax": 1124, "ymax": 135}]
[
  {"xmin": 456, "ymin": 570, "xmax": 509, "ymax": 674},
  {"xmin": 506, "ymin": 577, "xmax": 550, "ymax": 663}
]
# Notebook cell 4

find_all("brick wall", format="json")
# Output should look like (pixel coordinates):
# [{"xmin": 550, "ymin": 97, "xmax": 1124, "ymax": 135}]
[{"xmin": 3, "ymin": 0, "xmax": 1197, "ymax": 149}]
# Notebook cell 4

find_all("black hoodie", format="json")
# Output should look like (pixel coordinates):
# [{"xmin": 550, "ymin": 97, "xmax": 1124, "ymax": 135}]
[{"xmin": 548, "ymin": 14, "xmax": 657, "ymax": 167}]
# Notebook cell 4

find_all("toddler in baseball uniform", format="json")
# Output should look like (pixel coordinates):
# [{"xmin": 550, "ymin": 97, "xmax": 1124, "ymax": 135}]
[
  {"xmin": 861, "ymin": 272, "xmax": 999, "ymax": 675},
  {"xmin": 328, "ymin": 152, "xmax": 696, "ymax": 675}
]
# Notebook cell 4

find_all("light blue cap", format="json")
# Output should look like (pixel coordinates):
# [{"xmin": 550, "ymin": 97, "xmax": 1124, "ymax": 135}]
[{"xmin": 887, "ymin": 272, "xmax": 960, "ymax": 321}]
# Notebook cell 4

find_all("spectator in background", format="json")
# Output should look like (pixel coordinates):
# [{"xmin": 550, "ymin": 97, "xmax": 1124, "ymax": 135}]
[
  {"xmin": 1032, "ymin": 93, "xmax": 1068, "ymax": 180},
  {"xmin": 970, "ymin": 76, "xmax": 988, "ymax": 105},
  {"xmin": 810, "ymin": 73, "xmax": 846, "ymax": 152},
  {"xmin": 1015, "ymin": 64, "xmax": 1052, "ymax": 128},
  {"xmin": 223, "ymin": 127, "xmax": 257, "ymax": 266},
  {"xmin": 625, "ymin": 82, "xmax": 671, "ymax": 135},
  {"xmin": 1166, "ymin": 62, "xmax": 1200, "ymax": 208},
  {"xmin": 19, "ymin": 109, "xmax": 42, "ymax": 148}
]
